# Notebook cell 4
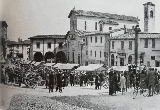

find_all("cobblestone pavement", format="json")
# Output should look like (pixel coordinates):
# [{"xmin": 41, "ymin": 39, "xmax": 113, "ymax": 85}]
[{"xmin": 0, "ymin": 84, "xmax": 160, "ymax": 110}]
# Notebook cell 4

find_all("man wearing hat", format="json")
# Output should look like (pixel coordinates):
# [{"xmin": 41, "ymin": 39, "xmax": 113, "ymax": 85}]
[
  {"xmin": 55, "ymin": 70, "xmax": 62, "ymax": 93},
  {"xmin": 109, "ymin": 68, "xmax": 114, "ymax": 95},
  {"xmin": 70, "ymin": 71, "xmax": 75, "ymax": 86}
]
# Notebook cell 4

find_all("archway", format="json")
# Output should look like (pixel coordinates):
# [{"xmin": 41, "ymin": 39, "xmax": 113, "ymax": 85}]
[
  {"xmin": 45, "ymin": 52, "xmax": 54, "ymax": 62},
  {"xmin": 34, "ymin": 52, "xmax": 43, "ymax": 62},
  {"xmin": 111, "ymin": 54, "xmax": 114, "ymax": 66},
  {"xmin": 128, "ymin": 55, "xmax": 132, "ymax": 64},
  {"xmin": 56, "ymin": 51, "xmax": 66, "ymax": 63}
]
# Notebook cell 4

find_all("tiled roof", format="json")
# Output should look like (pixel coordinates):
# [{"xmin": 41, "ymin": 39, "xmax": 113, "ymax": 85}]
[
  {"xmin": 110, "ymin": 33, "xmax": 160, "ymax": 40},
  {"xmin": 109, "ymin": 28, "xmax": 125, "ymax": 33},
  {"xmin": 99, "ymin": 20, "xmax": 119, "ymax": 25},
  {"xmin": 7, "ymin": 40, "xmax": 17, "ymax": 46},
  {"xmin": 110, "ymin": 33, "xmax": 135, "ymax": 40},
  {"xmin": 139, "ymin": 33, "xmax": 160, "ymax": 39},
  {"xmin": 29, "ymin": 35, "xmax": 66, "ymax": 39},
  {"xmin": 75, "ymin": 28, "xmax": 124, "ymax": 37},
  {"xmin": 7, "ymin": 40, "xmax": 30, "ymax": 45},
  {"xmin": 21, "ymin": 40, "xmax": 30, "ymax": 44},
  {"xmin": 75, "ymin": 30, "xmax": 109, "ymax": 37},
  {"xmin": 68, "ymin": 9, "xmax": 139, "ymax": 22},
  {"xmin": 143, "ymin": 2, "xmax": 155, "ymax": 6}
]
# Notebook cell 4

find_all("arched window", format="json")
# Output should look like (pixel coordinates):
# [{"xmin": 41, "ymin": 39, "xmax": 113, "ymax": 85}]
[
  {"xmin": 100, "ymin": 24, "xmax": 103, "ymax": 31},
  {"xmin": 140, "ymin": 56, "xmax": 144, "ymax": 64},
  {"xmin": 111, "ymin": 54, "xmax": 114, "ymax": 66},
  {"xmin": 150, "ymin": 10, "xmax": 153, "ymax": 18},
  {"xmin": 128, "ymin": 55, "xmax": 132, "ymax": 64}
]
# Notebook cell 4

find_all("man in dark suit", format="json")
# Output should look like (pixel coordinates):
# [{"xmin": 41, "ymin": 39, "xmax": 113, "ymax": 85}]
[
  {"xmin": 109, "ymin": 68, "xmax": 114, "ymax": 95},
  {"xmin": 147, "ymin": 68, "xmax": 156, "ymax": 96},
  {"xmin": 70, "ymin": 72, "xmax": 75, "ymax": 86},
  {"xmin": 55, "ymin": 70, "xmax": 62, "ymax": 93},
  {"xmin": 49, "ymin": 70, "xmax": 55, "ymax": 93}
]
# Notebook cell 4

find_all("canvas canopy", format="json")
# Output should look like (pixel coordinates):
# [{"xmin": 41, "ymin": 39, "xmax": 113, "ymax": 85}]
[
  {"xmin": 112, "ymin": 66, "xmax": 128, "ymax": 72},
  {"xmin": 95, "ymin": 66, "xmax": 108, "ymax": 71},
  {"xmin": 55, "ymin": 63, "xmax": 79, "ymax": 70},
  {"xmin": 34, "ymin": 62, "xmax": 41, "ymax": 66},
  {"xmin": 31, "ymin": 61, "xmax": 36, "ymax": 65},
  {"xmin": 75, "ymin": 64, "xmax": 103, "ymax": 71},
  {"xmin": 43, "ymin": 63, "xmax": 55, "ymax": 67}
]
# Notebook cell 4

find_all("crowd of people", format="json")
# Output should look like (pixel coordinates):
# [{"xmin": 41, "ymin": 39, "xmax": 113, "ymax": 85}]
[
  {"xmin": 108, "ymin": 65, "xmax": 160, "ymax": 96},
  {"xmin": 1, "ymin": 58, "xmax": 160, "ymax": 96}
]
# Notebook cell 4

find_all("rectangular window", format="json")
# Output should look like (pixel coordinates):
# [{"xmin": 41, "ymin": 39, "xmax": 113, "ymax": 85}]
[
  {"xmin": 121, "ymin": 41, "xmax": 124, "ymax": 50},
  {"xmin": 36, "ymin": 42, "xmax": 40, "ymax": 49},
  {"xmin": 72, "ymin": 52, "xmax": 74, "ymax": 63},
  {"xmin": 59, "ymin": 42, "xmax": 63, "ymax": 48},
  {"xmin": 95, "ymin": 22, "xmax": 97, "ymax": 30},
  {"xmin": 151, "ymin": 56, "xmax": 155, "ymax": 60},
  {"xmin": 109, "ymin": 27, "xmax": 112, "ymax": 30},
  {"xmin": 129, "ymin": 41, "xmax": 132, "ymax": 50},
  {"xmin": 86, "ymin": 51, "xmax": 88, "ymax": 55},
  {"xmin": 90, "ymin": 50, "xmax": 92, "ymax": 56},
  {"xmin": 100, "ymin": 36, "xmax": 102, "ymax": 43},
  {"xmin": 95, "ymin": 51, "xmax": 96, "ymax": 57},
  {"xmin": 95, "ymin": 36, "xmax": 97, "ymax": 43},
  {"xmin": 144, "ymin": 39, "xmax": 148, "ymax": 48},
  {"xmin": 86, "ymin": 38, "xmax": 88, "ymax": 46},
  {"xmin": 68, "ymin": 52, "xmax": 69, "ymax": 61},
  {"xmin": 112, "ymin": 41, "xmax": 114, "ymax": 49},
  {"xmin": 47, "ymin": 42, "xmax": 51, "ymax": 49},
  {"xmin": 91, "ymin": 37, "xmax": 92, "ymax": 43},
  {"xmin": 85, "ymin": 21, "xmax": 87, "ymax": 30},
  {"xmin": 100, "ymin": 51, "xmax": 101, "ymax": 58},
  {"xmin": 152, "ymin": 39, "xmax": 155, "ymax": 48}
]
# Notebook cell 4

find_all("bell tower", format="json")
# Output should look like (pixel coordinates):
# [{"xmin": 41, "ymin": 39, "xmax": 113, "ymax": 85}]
[{"xmin": 143, "ymin": 2, "xmax": 155, "ymax": 33}]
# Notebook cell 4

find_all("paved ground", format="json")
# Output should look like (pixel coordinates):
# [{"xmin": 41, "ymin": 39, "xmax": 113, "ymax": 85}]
[{"xmin": 0, "ymin": 84, "xmax": 160, "ymax": 110}]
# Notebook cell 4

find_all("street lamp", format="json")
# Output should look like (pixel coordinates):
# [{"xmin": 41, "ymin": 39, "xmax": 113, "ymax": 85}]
[{"xmin": 134, "ymin": 25, "xmax": 141, "ymax": 67}]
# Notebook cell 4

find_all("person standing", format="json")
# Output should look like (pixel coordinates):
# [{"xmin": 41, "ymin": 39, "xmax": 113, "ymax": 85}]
[
  {"xmin": 55, "ymin": 70, "xmax": 62, "ymax": 93},
  {"xmin": 109, "ymin": 68, "xmax": 114, "ymax": 95},
  {"xmin": 49, "ymin": 70, "xmax": 55, "ymax": 93},
  {"xmin": 147, "ymin": 68, "xmax": 156, "ymax": 96},
  {"xmin": 70, "ymin": 71, "xmax": 75, "ymax": 86},
  {"xmin": 95, "ymin": 74, "xmax": 100, "ymax": 90},
  {"xmin": 120, "ymin": 73, "xmax": 126, "ymax": 95}
]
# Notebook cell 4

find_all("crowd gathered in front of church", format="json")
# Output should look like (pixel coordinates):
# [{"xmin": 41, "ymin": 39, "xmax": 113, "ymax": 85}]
[{"xmin": 1, "ymin": 58, "xmax": 160, "ymax": 97}]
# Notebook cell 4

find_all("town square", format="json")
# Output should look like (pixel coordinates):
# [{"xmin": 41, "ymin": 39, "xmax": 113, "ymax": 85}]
[{"xmin": 1, "ymin": 0, "xmax": 160, "ymax": 110}]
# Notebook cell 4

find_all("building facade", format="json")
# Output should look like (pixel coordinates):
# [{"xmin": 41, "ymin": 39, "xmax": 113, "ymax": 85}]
[
  {"xmin": 7, "ymin": 39, "xmax": 30, "ymax": 61},
  {"xmin": 29, "ymin": 35, "xmax": 67, "ymax": 62},
  {"xmin": 67, "ymin": 2, "xmax": 160, "ymax": 67},
  {"xmin": 67, "ymin": 8, "xmax": 139, "ymax": 65},
  {"xmin": 0, "ymin": 21, "xmax": 8, "ymax": 61}
]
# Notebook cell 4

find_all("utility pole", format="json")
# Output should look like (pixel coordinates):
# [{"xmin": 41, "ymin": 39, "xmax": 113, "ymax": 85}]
[{"xmin": 134, "ymin": 25, "xmax": 141, "ymax": 67}]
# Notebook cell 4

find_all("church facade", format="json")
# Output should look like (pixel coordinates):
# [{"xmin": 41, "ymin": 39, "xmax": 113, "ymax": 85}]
[{"xmin": 66, "ymin": 2, "xmax": 160, "ymax": 67}]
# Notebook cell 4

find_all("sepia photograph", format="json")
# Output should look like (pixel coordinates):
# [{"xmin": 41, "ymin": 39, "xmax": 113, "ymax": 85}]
[{"xmin": 0, "ymin": 0, "xmax": 160, "ymax": 110}]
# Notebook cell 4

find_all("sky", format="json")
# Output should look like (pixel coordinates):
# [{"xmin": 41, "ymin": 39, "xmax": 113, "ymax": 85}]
[{"xmin": 1, "ymin": 0, "xmax": 160, "ymax": 41}]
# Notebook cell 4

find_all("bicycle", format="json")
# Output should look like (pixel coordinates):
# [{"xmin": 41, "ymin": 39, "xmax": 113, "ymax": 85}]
[{"xmin": 133, "ymin": 80, "xmax": 149, "ymax": 99}]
